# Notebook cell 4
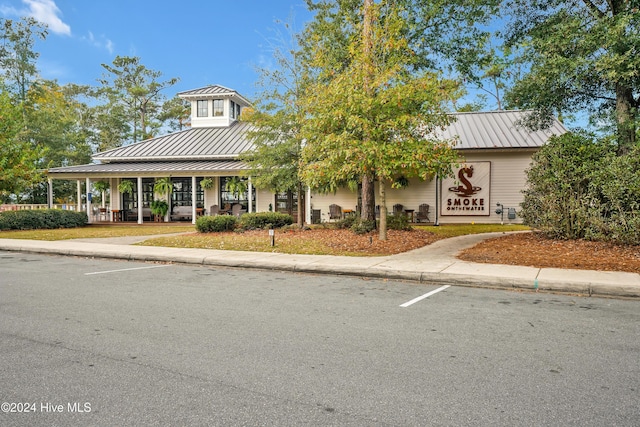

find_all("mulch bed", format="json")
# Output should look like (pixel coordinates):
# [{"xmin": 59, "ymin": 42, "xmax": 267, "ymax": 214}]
[{"xmin": 458, "ymin": 232, "xmax": 640, "ymax": 273}]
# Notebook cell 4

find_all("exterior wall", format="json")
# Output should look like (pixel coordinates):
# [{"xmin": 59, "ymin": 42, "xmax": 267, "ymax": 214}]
[
  {"xmin": 255, "ymin": 188, "xmax": 273, "ymax": 213},
  {"xmin": 302, "ymin": 149, "xmax": 535, "ymax": 225},
  {"xmin": 310, "ymin": 187, "xmax": 359, "ymax": 223},
  {"xmin": 190, "ymin": 99, "xmax": 234, "ymax": 128}
]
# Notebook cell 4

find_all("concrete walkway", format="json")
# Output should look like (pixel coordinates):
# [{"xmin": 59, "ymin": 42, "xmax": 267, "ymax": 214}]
[{"xmin": 1, "ymin": 232, "xmax": 639, "ymax": 299}]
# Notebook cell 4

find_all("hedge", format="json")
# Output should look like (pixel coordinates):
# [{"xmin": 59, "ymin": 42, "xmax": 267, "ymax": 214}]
[
  {"xmin": 0, "ymin": 209, "xmax": 88, "ymax": 230},
  {"xmin": 238, "ymin": 212, "xmax": 294, "ymax": 230},
  {"xmin": 195, "ymin": 215, "xmax": 238, "ymax": 232}
]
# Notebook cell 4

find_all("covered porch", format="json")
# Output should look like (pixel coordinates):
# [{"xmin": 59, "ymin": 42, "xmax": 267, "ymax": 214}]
[{"xmin": 46, "ymin": 160, "xmax": 256, "ymax": 225}]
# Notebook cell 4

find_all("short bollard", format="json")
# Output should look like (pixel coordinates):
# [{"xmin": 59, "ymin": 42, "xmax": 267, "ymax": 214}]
[{"xmin": 269, "ymin": 227, "xmax": 275, "ymax": 247}]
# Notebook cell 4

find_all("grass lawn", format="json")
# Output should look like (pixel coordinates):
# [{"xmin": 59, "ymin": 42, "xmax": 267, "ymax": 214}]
[
  {"xmin": 0, "ymin": 223, "xmax": 529, "ymax": 256},
  {"xmin": 0, "ymin": 225, "xmax": 195, "ymax": 241}
]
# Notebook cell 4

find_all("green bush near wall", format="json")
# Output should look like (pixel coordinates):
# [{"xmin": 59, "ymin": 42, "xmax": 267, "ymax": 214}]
[
  {"xmin": 195, "ymin": 215, "xmax": 238, "ymax": 232},
  {"xmin": 238, "ymin": 212, "xmax": 294, "ymax": 230},
  {"xmin": 0, "ymin": 209, "xmax": 88, "ymax": 230}
]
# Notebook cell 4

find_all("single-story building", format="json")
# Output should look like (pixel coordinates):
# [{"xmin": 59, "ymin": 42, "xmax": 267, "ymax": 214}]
[{"xmin": 46, "ymin": 85, "xmax": 567, "ymax": 225}]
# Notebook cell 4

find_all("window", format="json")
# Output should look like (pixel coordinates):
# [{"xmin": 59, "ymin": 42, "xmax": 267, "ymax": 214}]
[
  {"xmin": 197, "ymin": 100, "xmax": 208, "ymax": 117},
  {"xmin": 171, "ymin": 178, "xmax": 204, "ymax": 208},
  {"xmin": 230, "ymin": 101, "xmax": 236, "ymax": 119},
  {"xmin": 213, "ymin": 99, "xmax": 224, "ymax": 117},
  {"xmin": 275, "ymin": 191, "xmax": 303, "ymax": 217},
  {"xmin": 220, "ymin": 176, "xmax": 255, "ymax": 211}
]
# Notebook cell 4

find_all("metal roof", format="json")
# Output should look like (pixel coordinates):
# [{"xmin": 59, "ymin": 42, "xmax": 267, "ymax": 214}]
[
  {"xmin": 177, "ymin": 85, "xmax": 252, "ymax": 106},
  {"xmin": 443, "ymin": 110, "xmax": 567, "ymax": 150},
  {"xmin": 94, "ymin": 121, "xmax": 255, "ymax": 162},
  {"xmin": 47, "ymin": 160, "xmax": 247, "ymax": 177}
]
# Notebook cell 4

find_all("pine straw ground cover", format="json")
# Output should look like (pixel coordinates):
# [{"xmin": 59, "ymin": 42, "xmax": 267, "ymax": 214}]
[
  {"xmin": 458, "ymin": 232, "xmax": 640, "ymax": 274},
  {"xmin": 139, "ymin": 228, "xmax": 443, "ymax": 256}
]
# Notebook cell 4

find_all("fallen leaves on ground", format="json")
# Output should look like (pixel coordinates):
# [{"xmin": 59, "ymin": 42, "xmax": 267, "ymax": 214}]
[
  {"xmin": 142, "ymin": 228, "xmax": 443, "ymax": 256},
  {"xmin": 458, "ymin": 232, "xmax": 640, "ymax": 273}
]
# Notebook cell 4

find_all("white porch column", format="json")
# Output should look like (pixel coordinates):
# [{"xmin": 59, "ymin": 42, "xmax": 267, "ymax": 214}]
[
  {"xmin": 86, "ymin": 177, "xmax": 92, "ymax": 223},
  {"xmin": 76, "ymin": 180, "xmax": 82, "ymax": 212},
  {"xmin": 248, "ymin": 177, "xmax": 253, "ymax": 213},
  {"xmin": 306, "ymin": 186, "xmax": 312, "ymax": 225},
  {"xmin": 47, "ymin": 178, "xmax": 53, "ymax": 208},
  {"xmin": 191, "ymin": 175, "xmax": 197, "ymax": 224},
  {"xmin": 137, "ymin": 176, "xmax": 143, "ymax": 224}
]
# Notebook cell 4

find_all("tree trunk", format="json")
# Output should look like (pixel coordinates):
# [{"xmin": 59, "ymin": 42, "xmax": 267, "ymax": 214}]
[
  {"xmin": 297, "ymin": 183, "xmax": 304, "ymax": 228},
  {"xmin": 615, "ymin": 83, "xmax": 636, "ymax": 155},
  {"xmin": 360, "ymin": 174, "xmax": 376, "ymax": 222},
  {"xmin": 379, "ymin": 179, "xmax": 387, "ymax": 241},
  {"xmin": 360, "ymin": 0, "xmax": 377, "ymax": 225}
]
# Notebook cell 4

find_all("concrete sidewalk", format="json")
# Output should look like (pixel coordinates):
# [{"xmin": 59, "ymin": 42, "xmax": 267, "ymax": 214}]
[{"xmin": 1, "ymin": 232, "xmax": 639, "ymax": 299}]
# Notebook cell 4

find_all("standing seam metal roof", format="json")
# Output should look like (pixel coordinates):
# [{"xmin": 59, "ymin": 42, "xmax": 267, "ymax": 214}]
[
  {"xmin": 442, "ymin": 110, "xmax": 567, "ymax": 149},
  {"xmin": 94, "ymin": 121, "xmax": 255, "ymax": 162},
  {"xmin": 177, "ymin": 85, "xmax": 252, "ymax": 106}
]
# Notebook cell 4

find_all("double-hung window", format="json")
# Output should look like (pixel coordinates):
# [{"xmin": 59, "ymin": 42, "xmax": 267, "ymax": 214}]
[
  {"xmin": 213, "ymin": 99, "xmax": 224, "ymax": 117},
  {"xmin": 197, "ymin": 100, "xmax": 208, "ymax": 117}
]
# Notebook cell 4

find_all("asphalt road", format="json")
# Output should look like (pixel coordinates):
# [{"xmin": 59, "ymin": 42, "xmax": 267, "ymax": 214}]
[{"xmin": 1, "ymin": 251, "xmax": 639, "ymax": 426}]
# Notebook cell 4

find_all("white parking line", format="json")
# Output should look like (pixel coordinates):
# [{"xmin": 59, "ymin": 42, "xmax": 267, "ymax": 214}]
[
  {"xmin": 85, "ymin": 265, "xmax": 170, "ymax": 275},
  {"xmin": 400, "ymin": 285, "xmax": 451, "ymax": 307}
]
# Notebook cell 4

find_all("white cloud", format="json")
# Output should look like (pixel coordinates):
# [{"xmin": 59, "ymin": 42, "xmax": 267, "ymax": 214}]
[
  {"xmin": 81, "ymin": 31, "xmax": 114, "ymax": 54},
  {"xmin": 21, "ymin": 0, "xmax": 71, "ymax": 35}
]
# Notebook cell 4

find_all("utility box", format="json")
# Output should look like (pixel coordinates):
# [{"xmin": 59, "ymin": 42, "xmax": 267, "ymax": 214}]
[{"xmin": 508, "ymin": 208, "xmax": 517, "ymax": 220}]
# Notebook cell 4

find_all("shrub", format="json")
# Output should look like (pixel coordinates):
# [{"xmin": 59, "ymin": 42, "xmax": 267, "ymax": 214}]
[
  {"xmin": 238, "ymin": 212, "xmax": 294, "ymax": 230},
  {"xmin": 521, "ymin": 132, "xmax": 640, "ymax": 245},
  {"xmin": 351, "ymin": 218, "xmax": 376, "ymax": 234},
  {"xmin": 0, "ymin": 209, "xmax": 87, "ymax": 230},
  {"xmin": 334, "ymin": 215, "xmax": 358, "ymax": 229},
  {"xmin": 386, "ymin": 214, "xmax": 412, "ymax": 231},
  {"xmin": 195, "ymin": 215, "xmax": 238, "ymax": 232}
]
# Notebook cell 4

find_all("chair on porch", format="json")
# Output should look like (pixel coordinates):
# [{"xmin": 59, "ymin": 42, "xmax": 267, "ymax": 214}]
[
  {"xmin": 393, "ymin": 204, "xmax": 404, "ymax": 216},
  {"xmin": 329, "ymin": 204, "xmax": 342, "ymax": 220},
  {"xmin": 231, "ymin": 203, "xmax": 243, "ymax": 217},
  {"xmin": 416, "ymin": 204, "xmax": 431, "ymax": 223},
  {"xmin": 98, "ymin": 207, "xmax": 108, "ymax": 221},
  {"xmin": 209, "ymin": 205, "xmax": 219, "ymax": 216}
]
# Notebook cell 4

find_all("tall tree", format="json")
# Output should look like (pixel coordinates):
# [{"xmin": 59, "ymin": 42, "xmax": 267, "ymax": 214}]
[
  {"xmin": 20, "ymin": 80, "xmax": 93, "ymax": 203},
  {"xmin": 98, "ymin": 56, "xmax": 179, "ymax": 144},
  {"xmin": 301, "ymin": 0, "xmax": 460, "ymax": 240},
  {"xmin": 503, "ymin": 0, "xmax": 640, "ymax": 153},
  {"xmin": 0, "ymin": 17, "xmax": 47, "ymax": 108},
  {"xmin": 301, "ymin": 0, "xmax": 499, "ymax": 221},
  {"xmin": 240, "ymin": 19, "xmax": 308, "ymax": 226},
  {"xmin": 158, "ymin": 96, "xmax": 191, "ymax": 132},
  {"xmin": 0, "ymin": 82, "xmax": 42, "ymax": 200}
]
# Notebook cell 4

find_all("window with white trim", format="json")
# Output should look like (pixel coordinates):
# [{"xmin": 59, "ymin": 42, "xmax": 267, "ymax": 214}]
[
  {"xmin": 197, "ymin": 100, "xmax": 208, "ymax": 117},
  {"xmin": 213, "ymin": 99, "xmax": 224, "ymax": 117}
]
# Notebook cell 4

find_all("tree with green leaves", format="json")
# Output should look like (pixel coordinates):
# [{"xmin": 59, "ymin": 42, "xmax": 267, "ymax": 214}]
[
  {"xmin": 0, "ymin": 17, "xmax": 47, "ymax": 109},
  {"xmin": 159, "ymin": 96, "xmax": 191, "ymax": 132},
  {"xmin": 0, "ymin": 82, "xmax": 42, "ymax": 200},
  {"xmin": 240, "ymin": 19, "xmax": 308, "ymax": 226},
  {"xmin": 301, "ymin": 0, "xmax": 460, "ymax": 240},
  {"xmin": 300, "ymin": 0, "xmax": 499, "ymax": 223},
  {"xmin": 21, "ymin": 80, "xmax": 92, "ymax": 203},
  {"xmin": 503, "ymin": 0, "xmax": 640, "ymax": 153},
  {"xmin": 98, "ymin": 56, "xmax": 179, "ymax": 144}
]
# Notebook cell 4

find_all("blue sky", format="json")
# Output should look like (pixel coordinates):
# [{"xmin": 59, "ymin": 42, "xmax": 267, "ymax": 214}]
[{"xmin": 0, "ymin": 0, "xmax": 314, "ymax": 100}]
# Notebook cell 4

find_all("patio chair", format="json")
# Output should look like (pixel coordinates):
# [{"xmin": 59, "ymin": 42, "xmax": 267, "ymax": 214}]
[
  {"xmin": 393, "ymin": 204, "xmax": 404, "ymax": 216},
  {"xmin": 329, "ymin": 204, "xmax": 342, "ymax": 220},
  {"xmin": 209, "ymin": 205, "xmax": 219, "ymax": 216},
  {"xmin": 416, "ymin": 204, "xmax": 431, "ymax": 223},
  {"xmin": 231, "ymin": 203, "xmax": 243, "ymax": 217}
]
